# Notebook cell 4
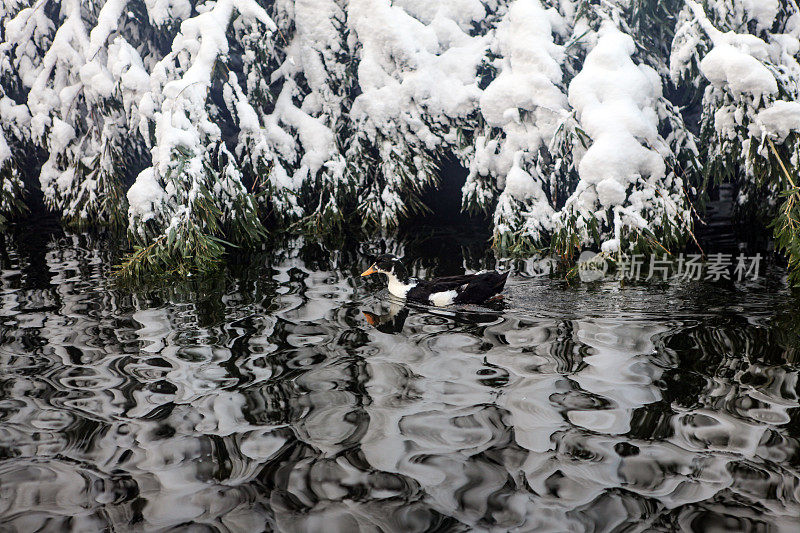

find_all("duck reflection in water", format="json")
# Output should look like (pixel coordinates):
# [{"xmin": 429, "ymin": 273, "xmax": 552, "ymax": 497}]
[
  {"xmin": 363, "ymin": 302, "xmax": 410, "ymax": 334},
  {"xmin": 362, "ymin": 301, "xmax": 502, "ymax": 334}
]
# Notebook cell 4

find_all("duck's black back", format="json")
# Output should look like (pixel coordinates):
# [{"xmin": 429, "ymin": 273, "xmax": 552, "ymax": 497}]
[
  {"xmin": 452, "ymin": 271, "xmax": 509, "ymax": 304},
  {"xmin": 407, "ymin": 271, "xmax": 509, "ymax": 305}
]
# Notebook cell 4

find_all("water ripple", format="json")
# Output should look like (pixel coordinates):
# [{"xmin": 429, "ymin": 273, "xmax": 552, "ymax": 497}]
[{"xmin": 0, "ymin": 229, "xmax": 799, "ymax": 531}]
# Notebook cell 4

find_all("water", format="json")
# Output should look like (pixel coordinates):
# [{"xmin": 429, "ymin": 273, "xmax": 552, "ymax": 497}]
[{"xmin": 1, "ymin": 225, "xmax": 799, "ymax": 532}]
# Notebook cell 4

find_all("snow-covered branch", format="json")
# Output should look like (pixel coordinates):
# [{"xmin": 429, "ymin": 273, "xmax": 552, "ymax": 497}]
[
  {"xmin": 0, "ymin": 0, "xmax": 799, "ymax": 280},
  {"xmin": 560, "ymin": 22, "xmax": 689, "ymax": 254}
]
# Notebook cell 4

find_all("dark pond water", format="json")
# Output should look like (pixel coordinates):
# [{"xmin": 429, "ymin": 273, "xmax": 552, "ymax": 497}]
[{"xmin": 1, "ymin": 223, "xmax": 799, "ymax": 532}]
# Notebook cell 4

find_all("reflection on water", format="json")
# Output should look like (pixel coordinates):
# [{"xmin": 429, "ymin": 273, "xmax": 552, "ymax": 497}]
[{"xmin": 1, "ymin": 227, "xmax": 799, "ymax": 532}]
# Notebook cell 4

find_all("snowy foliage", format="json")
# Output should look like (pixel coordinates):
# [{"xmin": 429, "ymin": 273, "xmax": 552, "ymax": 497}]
[
  {"xmin": 0, "ymin": 89, "xmax": 28, "ymax": 230},
  {"xmin": 672, "ymin": 0, "xmax": 799, "ymax": 190},
  {"xmin": 557, "ymin": 7, "xmax": 694, "ymax": 257},
  {"xmin": 465, "ymin": 0, "xmax": 569, "ymax": 250},
  {"xmin": 346, "ymin": 0, "xmax": 491, "ymax": 228},
  {"xmin": 672, "ymin": 0, "xmax": 800, "ymax": 282},
  {"xmin": 1, "ymin": 0, "xmax": 800, "ymax": 279}
]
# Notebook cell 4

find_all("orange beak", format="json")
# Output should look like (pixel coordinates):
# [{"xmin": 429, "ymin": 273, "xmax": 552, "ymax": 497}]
[{"xmin": 361, "ymin": 265, "xmax": 378, "ymax": 277}]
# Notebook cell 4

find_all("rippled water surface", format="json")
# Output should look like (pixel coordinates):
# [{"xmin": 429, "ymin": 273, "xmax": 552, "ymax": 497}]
[{"xmin": 1, "ymin": 225, "xmax": 800, "ymax": 532}]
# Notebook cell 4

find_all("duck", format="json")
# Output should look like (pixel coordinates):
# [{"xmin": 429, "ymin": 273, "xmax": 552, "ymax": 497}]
[{"xmin": 360, "ymin": 254, "xmax": 509, "ymax": 306}]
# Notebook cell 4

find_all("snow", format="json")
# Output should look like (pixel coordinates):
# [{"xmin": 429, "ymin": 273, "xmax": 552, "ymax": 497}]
[
  {"xmin": 741, "ymin": 0, "xmax": 779, "ymax": 32},
  {"xmin": 50, "ymin": 118, "xmax": 76, "ymax": 153},
  {"xmin": 344, "ymin": 0, "xmax": 492, "ymax": 226},
  {"xmin": 480, "ymin": 0, "xmax": 565, "ymax": 128},
  {"xmin": 0, "ymin": 97, "xmax": 31, "ymax": 139},
  {"xmin": 0, "ymin": 0, "xmax": 796, "ymax": 262},
  {"xmin": 227, "ymin": 74, "xmax": 260, "ymax": 132},
  {"xmin": 127, "ymin": 168, "xmax": 164, "ymax": 222},
  {"xmin": 161, "ymin": 3, "xmax": 236, "ymax": 102},
  {"xmin": 273, "ymin": 82, "xmax": 335, "ymax": 176},
  {"xmin": 756, "ymin": 101, "xmax": 800, "ymax": 141},
  {"xmin": 480, "ymin": 0, "xmax": 566, "ymax": 143},
  {"xmin": 391, "ymin": 0, "xmax": 486, "ymax": 29},
  {"xmin": 596, "ymin": 178, "xmax": 627, "ymax": 207},
  {"xmin": 144, "ymin": 0, "xmax": 192, "ymax": 27},
  {"xmin": 562, "ymin": 22, "xmax": 679, "ymax": 250},
  {"xmin": 504, "ymin": 164, "xmax": 541, "ymax": 201},
  {"xmin": 107, "ymin": 39, "xmax": 146, "ymax": 86},
  {"xmin": 348, "ymin": 0, "xmax": 486, "ymax": 134},
  {"xmin": 55, "ymin": 166, "xmax": 75, "ymax": 191},
  {"xmin": 125, "ymin": 0, "xmax": 277, "ymax": 228},
  {"xmin": 79, "ymin": 61, "xmax": 115, "ymax": 98},
  {"xmin": 686, "ymin": 0, "xmax": 777, "ymax": 98},
  {"xmin": 601, "ymin": 239, "xmax": 620, "ymax": 253},
  {"xmin": 467, "ymin": 0, "xmax": 568, "ymax": 242},
  {"xmin": 0, "ymin": 133, "xmax": 11, "ymax": 163},
  {"xmin": 678, "ymin": 0, "xmax": 800, "ymax": 209},
  {"xmin": 713, "ymin": 106, "xmax": 737, "ymax": 139},
  {"xmin": 86, "ymin": 0, "xmax": 127, "ymax": 60},
  {"xmin": 699, "ymin": 46, "xmax": 777, "ymax": 97}
]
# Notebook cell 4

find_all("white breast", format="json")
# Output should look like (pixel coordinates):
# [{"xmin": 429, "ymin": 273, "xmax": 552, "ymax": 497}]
[
  {"xmin": 387, "ymin": 277, "xmax": 416, "ymax": 299},
  {"xmin": 429, "ymin": 290, "xmax": 458, "ymax": 307}
]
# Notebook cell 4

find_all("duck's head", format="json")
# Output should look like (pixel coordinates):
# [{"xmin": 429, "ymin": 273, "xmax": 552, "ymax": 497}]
[{"xmin": 361, "ymin": 254, "xmax": 409, "ymax": 282}]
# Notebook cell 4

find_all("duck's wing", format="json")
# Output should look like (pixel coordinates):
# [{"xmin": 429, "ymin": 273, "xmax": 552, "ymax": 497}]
[
  {"xmin": 404, "ymin": 276, "xmax": 470, "ymax": 304},
  {"xmin": 452, "ymin": 271, "xmax": 509, "ymax": 304},
  {"xmin": 420, "ymin": 274, "xmax": 483, "ymax": 292},
  {"xmin": 409, "ymin": 271, "xmax": 510, "ymax": 305}
]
